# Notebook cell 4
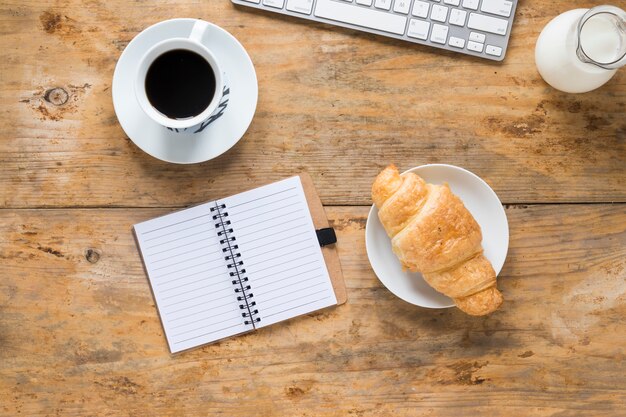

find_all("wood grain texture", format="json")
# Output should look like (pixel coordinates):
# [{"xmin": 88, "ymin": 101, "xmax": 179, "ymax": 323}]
[
  {"xmin": 1, "ymin": 205, "xmax": 625, "ymax": 416},
  {"xmin": 0, "ymin": 0, "xmax": 625, "ymax": 208},
  {"xmin": 2, "ymin": 0, "xmax": 626, "ymax": 415}
]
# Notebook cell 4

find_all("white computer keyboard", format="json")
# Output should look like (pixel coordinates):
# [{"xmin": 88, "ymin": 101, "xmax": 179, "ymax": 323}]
[{"xmin": 232, "ymin": 0, "xmax": 517, "ymax": 61}]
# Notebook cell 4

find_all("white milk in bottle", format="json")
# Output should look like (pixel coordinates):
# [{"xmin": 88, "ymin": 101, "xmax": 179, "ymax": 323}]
[{"xmin": 535, "ymin": 6, "xmax": 626, "ymax": 93}]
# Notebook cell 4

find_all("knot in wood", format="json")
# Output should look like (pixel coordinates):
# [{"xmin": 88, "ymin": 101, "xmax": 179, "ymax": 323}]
[
  {"xmin": 85, "ymin": 248, "xmax": 101, "ymax": 264},
  {"xmin": 44, "ymin": 87, "xmax": 69, "ymax": 106}
]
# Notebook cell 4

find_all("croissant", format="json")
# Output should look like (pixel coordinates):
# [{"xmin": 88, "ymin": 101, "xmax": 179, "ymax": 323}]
[{"xmin": 371, "ymin": 165, "xmax": 503, "ymax": 316}]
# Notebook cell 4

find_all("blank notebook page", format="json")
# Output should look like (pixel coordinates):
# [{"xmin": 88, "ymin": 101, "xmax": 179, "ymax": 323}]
[
  {"xmin": 220, "ymin": 176, "xmax": 337, "ymax": 328},
  {"xmin": 134, "ymin": 203, "xmax": 253, "ymax": 353}
]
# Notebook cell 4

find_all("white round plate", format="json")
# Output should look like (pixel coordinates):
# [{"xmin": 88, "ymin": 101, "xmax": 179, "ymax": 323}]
[
  {"xmin": 365, "ymin": 164, "xmax": 509, "ymax": 309},
  {"xmin": 112, "ymin": 19, "xmax": 258, "ymax": 164}
]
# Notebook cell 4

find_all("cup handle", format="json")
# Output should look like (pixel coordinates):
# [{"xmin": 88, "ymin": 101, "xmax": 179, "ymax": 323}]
[{"xmin": 189, "ymin": 20, "xmax": 210, "ymax": 44}]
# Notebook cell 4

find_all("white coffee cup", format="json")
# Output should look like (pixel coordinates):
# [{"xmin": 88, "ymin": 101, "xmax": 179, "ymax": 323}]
[{"xmin": 134, "ymin": 20, "xmax": 228, "ymax": 133}]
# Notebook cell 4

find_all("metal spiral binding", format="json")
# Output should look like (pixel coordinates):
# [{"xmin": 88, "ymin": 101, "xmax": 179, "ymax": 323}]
[{"xmin": 211, "ymin": 203, "xmax": 261, "ymax": 326}]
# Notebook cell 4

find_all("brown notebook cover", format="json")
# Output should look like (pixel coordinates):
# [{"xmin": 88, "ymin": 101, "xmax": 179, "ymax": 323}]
[{"xmin": 299, "ymin": 172, "xmax": 347, "ymax": 305}]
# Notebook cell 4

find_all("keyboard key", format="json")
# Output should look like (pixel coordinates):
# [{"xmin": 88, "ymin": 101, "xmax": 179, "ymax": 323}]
[
  {"xmin": 448, "ymin": 36, "xmax": 465, "ymax": 48},
  {"xmin": 393, "ymin": 0, "xmax": 411, "ymax": 14},
  {"xmin": 480, "ymin": 0, "xmax": 513, "ymax": 18},
  {"xmin": 462, "ymin": 0, "xmax": 479, "ymax": 10},
  {"xmin": 315, "ymin": 0, "xmax": 408, "ymax": 35},
  {"xmin": 448, "ymin": 8, "xmax": 467, "ymax": 26},
  {"xmin": 469, "ymin": 31, "xmax": 485, "ymax": 43},
  {"xmin": 374, "ymin": 0, "xmax": 393, "ymax": 11},
  {"xmin": 411, "ymin": 1, "xmax": 429, "ymax": 18},
  {"xmin": 236, "ymin": 0, "xmax": 516, "ymax": 61},
  {"xmin": 467, "ymin": 13, "xmax": 509, "ymax": 35},
  {"xmin": 486, "ymin": 44, "xmax": 503, "ymax": 56},
  {"xmin": 407, "ymin": 19, "xmax": 430, "ymax": 40},
  {"xmin": 263, "ymin": 0, "xmax": 285, "ymax": 8},
  {"xmin": 286, "ymin": 0, "xmax": 313, "ymax": 14},
  {"xmin": 467, "ymin": 40, "xmax": 484, "ymax": 52},
  {"xmin": 430, "ymin": 5, "xmax": 449, "ymax": 23},
  {"xmin": 430, "ymin": 23, "xmax": 448, "ymax": 44}
]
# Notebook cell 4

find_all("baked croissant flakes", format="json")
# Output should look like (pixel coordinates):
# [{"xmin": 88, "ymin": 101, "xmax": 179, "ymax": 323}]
[{"xmin": 372, "ymin": 165, "xmax": 503, "ymax": 316}]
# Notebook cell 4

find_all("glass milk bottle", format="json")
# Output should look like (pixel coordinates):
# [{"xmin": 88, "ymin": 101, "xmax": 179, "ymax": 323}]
[{"xmin": 535, "ymin": 5, "xmax": 626, "ymax": 93}]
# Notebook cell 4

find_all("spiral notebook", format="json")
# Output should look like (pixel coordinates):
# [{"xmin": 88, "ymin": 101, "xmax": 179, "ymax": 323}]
[{"xmin": 134, "ymin": 174, "xmax": 346, "ymax": 353}]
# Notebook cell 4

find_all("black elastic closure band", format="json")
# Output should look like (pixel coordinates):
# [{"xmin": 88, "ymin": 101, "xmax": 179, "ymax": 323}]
[{"xmin": 316, "ymin": 227, "xmax": 337, "ymax": 247}]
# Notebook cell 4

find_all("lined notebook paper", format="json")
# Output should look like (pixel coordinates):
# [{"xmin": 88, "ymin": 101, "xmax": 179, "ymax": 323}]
[{"xmin": 134, "ymin": 177, "xmax": 337, "ymax": 353}]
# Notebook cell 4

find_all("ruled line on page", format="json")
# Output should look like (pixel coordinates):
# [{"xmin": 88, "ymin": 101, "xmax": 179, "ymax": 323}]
[
  {"xmin": 239, "ymin": 225, "xmax": 309, "ymax": 248},
  {"xmin": 231, "ymin": 194, "xmax": 298, "ymax": 216},
  {"xmin": 157, "ymin": 269, "xmax": 226, "ymax": 289},
  {"xmin": 256, "ymin": 278, "xmax": 326, "ymax": 298},
  {"xmin": 170, "ymin": 310, "xmax": 237, "ymax": 329},
  {"xmin": 173, "ymin": 322, "xmax": 244, "ymax": 345},
  {"xmin": 235, "ymin": 209, "xmax": 304, "ymax": 231},
  {"xmin": 167, "ymin": 292, "xmax": 234, "ymax": 315},
  {"xmin": 250, "ymin": 258, "xmax": 319, "ymax": 277},
  {"xmin": 152, "ymin": 256, "xmax": 224, "ymax": 277},
  {"xmin": 168, "ymin": 300, "xmax": 236, "ymax": 322},
  {"xmin": 171, "ymin": 315, "xmax": 243, "ymax": 338},
  {"xmin": 150, "ymin": 242, "xmax": 221, "ymax": 263},
  {"xmin": 254, "ymin": 259, "xmax": 321, "ymax": 282},
  {"xmin": 254, "ymin": 269, "xmax": 323, "ymax": 290},
  {"xmin": 258, "ymin": 283, "xmax": 327, "ymax": 305},
  {"xmin": 161, "ymin": 279, "xmax": 230, "ymax": 300},
  {"xmin": 245, "ymin": 245, "xmax": 315, "ymax": 269},
  {"xmin": 162, "ymin": 285, "xmax": 233, "ymax": 309},
  {"xmin": 243, "ymin": 238, "xmax": 311, "ymax": 261},
  {"xmin": 234, "ymin": 201, "xmax": 301, "ymax": 223},
  {"xmin": 258, "ymin": 289, "xmax": 326, "ymax": 317},
  {"xmin": 143, "ymin": 221, "xmax": 213, "ymax": 243},
  {"xmin": 151, "ymin": 254, "xmax": 224, "ymax": 272},
  {"xmin": 148, "ymin": 238, "xmax": 219, "ymax": 257},
  {"xmin": 235, "ymin": 217, "xmax": 307, "ymax": 239},
  {"xmin": 254, "ymin": 274, "xmax": 324, "ymax": 296},
  {"xmin": 140, "ymin": 213, "xmax": 212, "ymax": 235},
  {"xmin": 227, "ymin": 186, "xmax": 297, "ymax": 209},
  {"xmin": 262, "ymin": 297, "xmax": 332, "ymax": 319},
  {"xmin": 144, "ymin": 226, "xmax": 213, "ymax": 248}
]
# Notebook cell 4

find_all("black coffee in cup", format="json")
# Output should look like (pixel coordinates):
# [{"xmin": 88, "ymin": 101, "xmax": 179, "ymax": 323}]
[{"xmin": 145, "ymin": 49, "xmax": 216, "ymax": 119}]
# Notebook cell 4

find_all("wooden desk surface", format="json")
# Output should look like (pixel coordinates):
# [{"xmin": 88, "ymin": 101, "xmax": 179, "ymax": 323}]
[{"xmin": 1, "ymin": 1, "xmax": 625, "ymax": 415}]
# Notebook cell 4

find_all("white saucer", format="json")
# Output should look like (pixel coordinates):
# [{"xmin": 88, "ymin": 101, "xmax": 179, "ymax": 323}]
[
  {"xmin": 365, "ymin": 164, "xmax": 509, "ymax": 309},
  {"xmin": 112, "ymin": 19, "xmax": 258, "ymax": 164}
]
